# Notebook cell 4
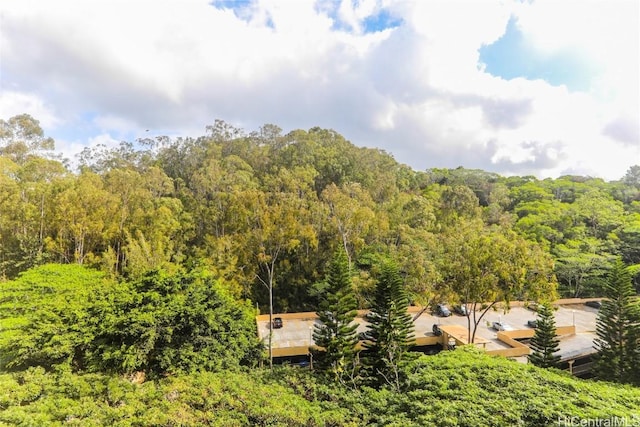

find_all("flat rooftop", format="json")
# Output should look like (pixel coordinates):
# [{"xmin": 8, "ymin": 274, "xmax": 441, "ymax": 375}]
[{"xmin": 256, "ymin": 299, "xmax": 600, "ymax": 360}]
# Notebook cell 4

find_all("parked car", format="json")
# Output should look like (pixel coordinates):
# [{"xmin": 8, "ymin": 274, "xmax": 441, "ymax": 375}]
[
  {"xmin": 527, "ymin": 319, "xmax": 538, "ymax": 328},
  {"xmin": 432, "ymin": 324, "xmax": 443, "ymax": 336},
  {"xmin": 271, "ymin": 317, "xmax": 283, "ymax": 329},
  {"xmin": 526, "ymin": 302, "xmax": 539, "ymax": 312},
  {"xmin": 585, "ymin": 300, "xmax": 602, "ymax": 309},
  {"xmin": 453, "ymin": 305, "xmax": 468, "ymax": 316},
  {"xmin": 492, "ymin": 321, "xmax": 515, "ymax": 331},
  {"xmin": 435, "ymin": 304, "xmax": 451, "ymax": 317}
]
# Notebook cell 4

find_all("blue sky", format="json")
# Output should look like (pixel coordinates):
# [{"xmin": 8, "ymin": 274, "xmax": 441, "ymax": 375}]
[
  {"xmin": 215, "ymin": 0, "xmax": 403, "ymax": 33},
  {"xmin": 479, "ymin": 17, "xmax": 598, "ymax": 93},
  {"xmin": 1, "ymin": 0, "xmax": 638, "ymax": 179}
]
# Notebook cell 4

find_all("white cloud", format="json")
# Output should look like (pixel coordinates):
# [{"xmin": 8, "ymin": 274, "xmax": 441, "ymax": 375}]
[
  {"xmin": 513, "ymin": 0, "xmax": 639, "ymax": 109},
  {"xmin": 92, "ymin": 115, "xmax": 143, "ymax": 136},
  {"xmin": 0, "ymin": 91, "xmax": 59, "ymax": 128},
  {"xmin": 0, "ymin": 0, "xmax": 637, "ymax": 180}
]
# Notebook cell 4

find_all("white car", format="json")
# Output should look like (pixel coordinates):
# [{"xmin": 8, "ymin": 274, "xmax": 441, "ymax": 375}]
[{"xmin": 492, "ymin": 321, "xmax": 514, "ymax": 331}]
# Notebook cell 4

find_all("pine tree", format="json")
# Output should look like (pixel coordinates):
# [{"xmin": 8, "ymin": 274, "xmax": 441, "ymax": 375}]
[
  {"xmin": 593, "ymin": 259, "xmax": 640, "ymax": 385},
  {"xmin": 312, "ymin": 250, "xmax": 359, "ymax": 383},
  {"xmin": 528, "ymin": 303, "xmax": 560, "ymax": 368},
  {"xmin": 362, "ymin": 261, "xmax": 415, "ymax": 391}
]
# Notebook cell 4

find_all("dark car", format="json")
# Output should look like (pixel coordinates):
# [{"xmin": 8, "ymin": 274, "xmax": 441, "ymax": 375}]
[
  {"xmin": 526, "ymin": 302, "xmax": 539, "ymax": 312},
  {"xmin": 527, "ymin": 319, "xmax": 538, "ymax": 328},
  {"xmin": 436, "ymin": 304, "xmax": 451, "ymax": 317},
  {"xmin": 585, "ymin": 300, "xmax": 602, "ymax": 309},
  {"xmin": 271, "ymin": 317, "xmax": 283, "ymax": 329},
  {"xmin": 453, "ymin": 305, "xmax": 468, "ymax": 316},
  {"xmin": 432, "ymin": 324, "xmax": 443, "ymax": 336}
]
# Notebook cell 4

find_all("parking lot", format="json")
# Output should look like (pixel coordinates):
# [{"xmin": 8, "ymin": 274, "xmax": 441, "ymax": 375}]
[{"xmin": 256, "ymin": 300, "xmax": 599, "ymax": 360}]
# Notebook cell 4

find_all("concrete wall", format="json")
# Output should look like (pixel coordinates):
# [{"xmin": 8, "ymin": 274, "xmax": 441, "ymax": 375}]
[{"xmin": 487, "ymin": 326, "xmax": 576, "ymax": 357}]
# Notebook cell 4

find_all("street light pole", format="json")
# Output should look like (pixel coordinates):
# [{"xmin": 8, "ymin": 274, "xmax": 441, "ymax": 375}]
[{"xmin": 308, "ymin": 326, "xmax": 314, "ymax": 370}]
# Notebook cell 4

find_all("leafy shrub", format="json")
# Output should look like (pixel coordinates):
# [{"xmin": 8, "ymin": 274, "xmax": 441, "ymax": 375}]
[
  {"xmin": 0, "ymin": 264, "xmax": 110, "ymax": 371},
  {"xmin": 0, "ymin": 368, "xmax": 350, "ymax": 426},
  {"xmin": 88, "ymin": 268, "xmax": 264, "ymax": 376},
  {"xmin": 0, "ymin": 265, "xmax": 264, "ymax": 377}
]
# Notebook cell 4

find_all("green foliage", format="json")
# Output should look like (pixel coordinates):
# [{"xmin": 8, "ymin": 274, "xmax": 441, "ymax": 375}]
[
  {"xmin": 0, "ymin": 114, "xmax": 55, "ymax": 164},
  {"xmin": 0, "ymin": 264, "xmax": 111, "ymax": 371},
  {"xmin": 0, "ymin": 113, "xmax": 638, "ymax": 312},
  {"xmin": 528, "ymin": 303, "xmax": 560, "ymax": 368},
  {"xmin": 2, "ymin": 348, "xmax": 640, "ymax": 426},
  {"xmin": 381, "ymin": 348, "xmax": 640, "ymax": 426},
  {"xmin": 0, "ymin": 367, "xmax": 350, "ymax": 426},
  {"xmin": 554, "ymin": 238, "xmax": 613, "ymax": 297},
  {"xmin": 90, "ymin": 268, "xmax": 263, "ymax": 377},
  {"xmin": 593, "ymin": 259, "xmax": 640, "ymax": 385},
  {"xmin": 623, "ymin": 165, "xmax": 640, "ymax": 188},
  {"xmin": 0, "ymin": 265, "xmax": 262, "ymax": 378},
  {"xmin": 2, "ymin": 115, "xmax": 640, "ymax": 425},
  {"xmin": 1, "ymin": 114, "xmax": 639, "ymax": 310},
  {"xmin": 312, "ymin": 250, "xmax": 359, "ymax": 383},
  {"xmin": 439, "ymin": 220, "xmax": 557, "ymax": 343},
  {"xmin": 438, "ymin": 184, "xmax": 481, "ymax": 224},
  {"xmin": 362, "ymin": 261, "xmax": 415, "ymax": 391}
]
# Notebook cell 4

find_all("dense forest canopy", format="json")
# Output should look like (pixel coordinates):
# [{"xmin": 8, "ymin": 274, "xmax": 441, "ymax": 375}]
[{"xmin": 1, "ymin": 114, "xmax": 640, "ymax": 314}]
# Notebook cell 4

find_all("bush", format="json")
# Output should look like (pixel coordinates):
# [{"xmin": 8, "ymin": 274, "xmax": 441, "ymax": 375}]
[
  {"xmin": 88, "ymin": 268, "xmax": 264, "ymax": 376},
  {"xmin": 0, "ymin": 265, "xmax": 264, "ymax": 377},
  {"xmin": 0, "ymin": 264, "xmax": 110, "ymax": 371}
]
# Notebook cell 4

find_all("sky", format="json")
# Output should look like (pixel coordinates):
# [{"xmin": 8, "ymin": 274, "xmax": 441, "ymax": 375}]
[{"xmin": 1, "ymin": 0, "xmax": 638, "ymax": 180}]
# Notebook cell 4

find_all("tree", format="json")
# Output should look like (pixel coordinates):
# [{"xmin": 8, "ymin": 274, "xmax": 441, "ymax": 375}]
[
  {"xmin": 312, "ymin": 250, "xmax": 359, "ymax": 384},
  {"xmin": 622, "ymin": 165, "xmax": 640, "ymax": 188},
  {"xmin": 321, "ymin": 182, "xmax": 376, "ymax": 269},
  {"xmin": 571, "ymin": 189, "xmax": 624, "ymax": 240},
  {"xmin": 251, "ymin": 184, "xmax": 317, "ymax": 369},
  {"xmin": 593, "ymin": 259, "xmax": 640, "ymax": 385},
  {"xmin": 437, "ymin": 184, "xmax": 481, "ymax": 224},
  {"xmin": 0, "ymin": 114, "xmax": 55, "ymax": 165},
  {"xmin": 0, "ymin": 154, "xmax": 71, "ymax": 278},
  {"xmin": 553, "ymin": 239, "xmax": 613, "ymax": 298},
  {"xmin": 441, "ymin": 220, "xmax": 557, "ymax": 343},
  {"xmin": 90, "ymin": 268, "xmax": 263, "ymax": 377},
  {"xmin": 513, "ymin": 199, "xmax": 571, "ymax": 250},
  {"xmin": 362, "ymin": 261, "xmax": 415, "ymax": 391},
  {"xmin": 528, "ymin": 303, "xmax": 560, "ymax": 368},
  {"xmin": 49, "ymin": 170, "xmax": 115, "ymax": 266}
]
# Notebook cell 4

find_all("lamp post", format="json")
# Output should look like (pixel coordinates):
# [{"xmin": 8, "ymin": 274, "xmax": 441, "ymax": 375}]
[{"xmin": 308, "ymin": 326, "xmax": 314, "ymax": 370}]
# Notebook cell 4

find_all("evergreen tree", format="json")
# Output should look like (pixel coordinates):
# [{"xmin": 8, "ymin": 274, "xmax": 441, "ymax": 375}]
[
  {"xmin": 362, "ymin": 261, "xmax": 415, "ymax": 391},
  {"xmin": 312, "ymin": 250, "xmax": 359, "ymax": 383},
  {"xmin": 528, "ymin": 303, "xmax": 560, "ymax": 368},
  {"xmin": 593, "ymin": 259, "xmax": 640, "ymax": 385}
]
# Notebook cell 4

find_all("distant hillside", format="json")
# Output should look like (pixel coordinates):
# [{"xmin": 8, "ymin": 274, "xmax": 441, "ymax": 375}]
[{"xmin": 2, "ymin": 116, "xmax": 639, "ymax": 314}]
